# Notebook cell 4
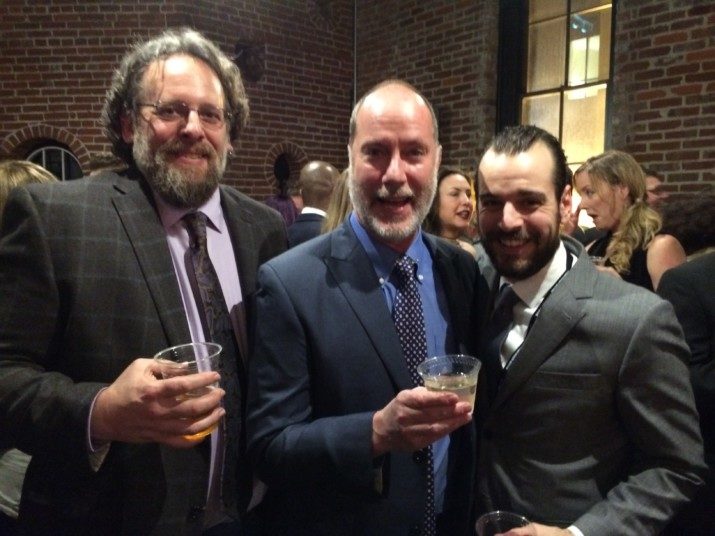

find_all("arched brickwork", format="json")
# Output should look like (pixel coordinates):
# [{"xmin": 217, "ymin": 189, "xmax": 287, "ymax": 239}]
[
  {"xmin": 263, "ymin": 141, "xmax": 309, "ymax": 192},
  {"xmin": 0, "ymin": 124, "xmax": 90, "ymax": 172}
]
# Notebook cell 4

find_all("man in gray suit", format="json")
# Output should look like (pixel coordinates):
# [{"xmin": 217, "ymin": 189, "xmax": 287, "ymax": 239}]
[
  {"xmin": 474, "ymin": 125, "xmax": 705, "ymax": 535},
  {"xmin": 0, "ymin": 29, "xmax": 285, "ymax": 534}
]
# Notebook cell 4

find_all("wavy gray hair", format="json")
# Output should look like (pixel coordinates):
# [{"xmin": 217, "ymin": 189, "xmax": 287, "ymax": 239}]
[{"xmin": 101, "ymin": 28, "xmax": 249, "ymax": 165}]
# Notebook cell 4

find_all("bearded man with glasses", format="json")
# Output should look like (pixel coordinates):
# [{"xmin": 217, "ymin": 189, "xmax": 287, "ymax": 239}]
[{"xmin": 0, "ymin": 28, "xmax": 286, "ymax": 535}]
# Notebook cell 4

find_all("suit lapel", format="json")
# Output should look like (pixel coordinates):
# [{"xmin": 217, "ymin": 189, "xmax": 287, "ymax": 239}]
[
  {"xmin": 491, "ymin": 247, "xmax": 594, "ymax": 411},
  {"xmin": 221, "ymin": 188, "xmax": 259, "ymax": 298},
  {"xmin": 112, "ymin": 176, "xmax": 190, "ymax": 345},
  {"xmin": 324, "ymin": 224, "xmax": 414, "ymax": 392}
]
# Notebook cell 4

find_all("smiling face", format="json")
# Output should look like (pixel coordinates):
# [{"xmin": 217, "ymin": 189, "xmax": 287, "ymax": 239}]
[
  {"xmin": 477, "ymin": 141, "xmax": 569, "ymax": 281},
  {"xmin": 348, "ymin": 83, "xmax": 441, "ymax": 251},
  {"xmin": 121, "ymin": 54, "xmax": 231, "ymax": 208},
  {"xmin": 437, "ymin": 173, "xmax": 473, "ymax": 238},
  {"xmin": 574, "ymin": 170, "xmax": 629, "ymax": 232}
]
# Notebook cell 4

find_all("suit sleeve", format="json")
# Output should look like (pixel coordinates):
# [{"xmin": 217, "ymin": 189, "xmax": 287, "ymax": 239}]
[
  {"xmin": 658, "ymin": 268, "xmax": 714, "ymax": 411},
  {"xmin": 574, "ymin": 298, "xmax": 706, "ymax": 535},
  {"xmin": 246, "ymin": 262, "xmax": 380, "ymax": 497},
  {"xmin": 0, "ymin": 187, "xmax": 104, "ymax": 456}
]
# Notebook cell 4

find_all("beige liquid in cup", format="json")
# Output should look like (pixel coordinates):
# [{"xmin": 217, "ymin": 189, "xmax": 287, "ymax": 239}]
[{"xmin": 424, "ymin": 372, "xmax": 477, "ymax": 408}]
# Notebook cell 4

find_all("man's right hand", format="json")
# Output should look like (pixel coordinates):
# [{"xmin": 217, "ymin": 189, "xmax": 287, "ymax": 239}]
[
  {"xmin": 371, "ymin": 386, "xmax": 472, "ymax": 456},
  {"xmin": 90, "ymin": 358, "xmax": 225, "ymax": 448}
]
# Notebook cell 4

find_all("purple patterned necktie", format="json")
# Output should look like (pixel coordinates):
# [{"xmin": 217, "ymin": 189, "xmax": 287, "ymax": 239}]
[
  {"xmin": 392, "ymin": 255, "xmax": 436, "ymax": 536},
  {"xmin": 184, "ymin": 211, "xmax": 243, "ymax": 515}
]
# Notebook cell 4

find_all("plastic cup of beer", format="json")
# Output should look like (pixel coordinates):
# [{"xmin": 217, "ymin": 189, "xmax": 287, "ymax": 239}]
[
  {"xmin": 417, "ymin": 354, "xmax": 481, "ymax": 410},
  {"xmin": 475, "ymin": 510, "xmax": 532, "ymax": 536},
  {"xmin": 154, "ymin": 342, "xmax": 222, "ymax": 440}
]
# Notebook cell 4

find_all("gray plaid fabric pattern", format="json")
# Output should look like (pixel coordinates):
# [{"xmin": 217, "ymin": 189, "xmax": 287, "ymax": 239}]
[
  {"xmin": 391, "ymin": 255, "xmax": 436, "ymax": 536},
  {"xmin": 184, "ymin": 212, "xmax": 241, "ymax": 514}
]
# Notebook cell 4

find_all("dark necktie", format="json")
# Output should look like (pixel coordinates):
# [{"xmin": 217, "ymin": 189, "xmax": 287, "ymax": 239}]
[
  {"xmin": 392, "ymin": 255, "xmax": 436, "ymax": 536},
  {"xmin": 184, "ymin": 212, "xmax": 243, "ymax": 515},
  {"xmin": 483, "ymin": 284, "xmax": 521, "ymax": 399}
]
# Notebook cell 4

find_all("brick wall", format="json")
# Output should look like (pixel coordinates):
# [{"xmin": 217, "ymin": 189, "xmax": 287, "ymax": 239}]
[
  {"xmin": 611, "ymin": 0, "xmax": 715, "ymax": 193},
  {"xmin": 2, "ymin": 0, "xmax": 712, "ymax": 197},
  {"xmin": 355, "ymin": 0, "xmax": 499, "ymax": 175},
  {"xmin": 0, "ymin": 0, "xmax": 354, "ymax": 198}
]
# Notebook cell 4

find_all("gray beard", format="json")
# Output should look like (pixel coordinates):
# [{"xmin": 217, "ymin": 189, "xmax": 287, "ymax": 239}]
[
  {"xmin": 347, "ymin": 168, "xmax": 437, "ymax": 245},
  {"xmin": 132, "ymin": 132, "xmax": 227, "ymax": 209}
]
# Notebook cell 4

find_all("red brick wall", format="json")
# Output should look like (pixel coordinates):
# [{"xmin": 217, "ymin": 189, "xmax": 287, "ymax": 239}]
[
  {"xmin": 355, "ymin": 0, "xmax": 499, "ymax": 175},
  {"xmin": 611, "ymin": 0, "xmax": 715, "ymax": 193},
  {"xmin": 0, "ymin": 0, "xmax": 354, "ymax": 198},
  {"xmin": 2, "ymin": 1, "xmax": 712, "ymax": 198}
]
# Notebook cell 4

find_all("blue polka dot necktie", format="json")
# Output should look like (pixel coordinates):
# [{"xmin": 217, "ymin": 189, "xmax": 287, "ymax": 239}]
[
  {"xmin": 392, "ymin": 255, "xmax": 436, "ymax": 536},
  {"xmin": 184, "ymin": 211, "xmax": 245, "ymax": 515}
]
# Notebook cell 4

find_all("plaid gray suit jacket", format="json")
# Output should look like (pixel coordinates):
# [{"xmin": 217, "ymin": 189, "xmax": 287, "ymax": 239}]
[{"xmin": 0, "ymin": 169, "xmax": 286, "ymax": 535}]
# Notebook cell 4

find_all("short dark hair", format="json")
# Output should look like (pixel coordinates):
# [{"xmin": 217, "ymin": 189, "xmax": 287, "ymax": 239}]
[
  {"xmin": 101, "ymin": 28, "xmax": 249, "ymax": 166},
  {"xmin": 348, "ymin": 79, "xmax": 439, "ymax": 144},
  {"xmin": 481, "ymin": 125, "xmax": 570, "ymax": 199}
]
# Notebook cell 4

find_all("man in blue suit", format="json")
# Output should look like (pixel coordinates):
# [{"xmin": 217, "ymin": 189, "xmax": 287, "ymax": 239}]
[{"xmin": 247, "ymin": 80, "xmax": 481, "ymax": 535}]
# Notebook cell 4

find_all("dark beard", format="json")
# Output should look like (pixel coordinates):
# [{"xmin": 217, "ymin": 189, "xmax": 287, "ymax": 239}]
[
  {"xmin": 482, "ymin": 228, "xmax": 560, "ymax": 280},
  {"xmin": 133, "ymin": 133, "xmax": 226, "ymax": 209}
]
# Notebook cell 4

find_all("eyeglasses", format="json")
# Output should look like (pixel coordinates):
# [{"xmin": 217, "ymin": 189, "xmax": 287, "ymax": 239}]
[{"xmin": 136, "ymin": 101, "xmax": 231, "ymax": 129}]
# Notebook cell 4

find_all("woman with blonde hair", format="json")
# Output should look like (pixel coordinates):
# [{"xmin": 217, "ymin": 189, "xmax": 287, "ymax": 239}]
[
  {"xmin": 0, "ymin": 160, "xmax": 57, "ymax": 218},
  {"xmin": 321, "ymin": 168, "xmax": 352, "ymax": 233},
  {"xmin": 574, "ymin": 150, "xmax": 685, "ymax": 291}
]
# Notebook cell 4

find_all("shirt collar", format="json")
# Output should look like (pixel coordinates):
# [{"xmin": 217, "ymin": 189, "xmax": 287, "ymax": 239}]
[
  {"xmin": 503, "ymin": 240, "xmax": 576, "ymax": 309},
  {"xmin": 301, "ymin": 206, "xmax": 327, "ymax": 217},
  {"xmin": 349, "ymin": 212, "xmax": 429, "ymax": 283},
  {"xmin": 154, "ymin": 187, "xmax": 225, "ymax": 233}
]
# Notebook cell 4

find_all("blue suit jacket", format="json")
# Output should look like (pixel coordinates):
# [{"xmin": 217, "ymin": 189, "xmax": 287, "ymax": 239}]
[
  {"xmin": 287, "ymin": 212, "xmax": 324, "ymax": 248},
  {"xmin": 247, "ymin": 221, "xmax": 482, "ymax": 535}
]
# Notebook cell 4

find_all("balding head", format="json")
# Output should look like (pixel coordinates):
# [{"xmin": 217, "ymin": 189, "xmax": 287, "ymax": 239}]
[{"xmin": 299, "ymin": 160, "xmax": 339, "ymax": 210}]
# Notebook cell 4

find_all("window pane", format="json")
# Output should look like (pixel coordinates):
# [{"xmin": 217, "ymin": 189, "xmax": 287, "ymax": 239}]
[
  {"xmin": 522, "ymin": 92, "xmax": 560, "ymax": 140},
  {"xmin": 562, "ymin": 84, "xmax": 607, "ymax": 164},
  {"xmin": 529, "ymin": 0, "xmax": 566, "ymax": 23},
  {"xmin": 527, "ymin": 17, "xmax": 566, "ymax": 92},
  {"xmin": 64, "ymin": 152, "xmax": 83, "ymax": 180},
  {"xmin": 568, "ymin": 7, "xmax": 611, "ymax": 86}
]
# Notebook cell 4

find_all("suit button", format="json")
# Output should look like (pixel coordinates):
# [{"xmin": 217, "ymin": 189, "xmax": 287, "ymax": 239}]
[
  {"xmin": 409, "ymin": 524, "xmax": 422, "ymax": 536},
  {"xmin": 412, "ymin": 449, "xmax": 426, "ymax": 465},
  {"xmin": 186, "ymin": 505, "xmax": 204, "ymax": 522}
]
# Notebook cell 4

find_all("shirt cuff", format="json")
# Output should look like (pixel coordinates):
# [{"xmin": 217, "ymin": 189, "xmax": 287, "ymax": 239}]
[
  {"xmin": 567, "ymin": 525, "xmax": 585, "ymax": 536},
  {"xmin": 87, "ymin": 386, "xmax": 111, "ymax": 472}
]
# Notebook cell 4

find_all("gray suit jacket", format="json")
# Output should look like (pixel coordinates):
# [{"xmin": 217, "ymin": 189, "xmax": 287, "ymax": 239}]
[
  {"xmin": 247, "ymin": 221, "xmax": 480, "ymax": 535},
  {"xmin": 0, "ymin": 169, "xmax": 286, "ymax": 535},
  {"xmin": 476, "ymin": 236, "xmax": 706, "ymax": 535}
]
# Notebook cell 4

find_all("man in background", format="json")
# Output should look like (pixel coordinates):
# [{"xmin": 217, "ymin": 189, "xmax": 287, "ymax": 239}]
[
  {"xmin": 474, "ymin": 125, "xmax": 705, "ymax": 535},
  {"xmin": 287, "ymin": 160, "xmax": 339, "ymax": 247},
  {"xmin": 0, "ymin": 29, "xmax": 285, "ymax": 534}
]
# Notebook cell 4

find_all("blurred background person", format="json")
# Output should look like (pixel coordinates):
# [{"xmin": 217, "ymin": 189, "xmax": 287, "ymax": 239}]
[
  {"xmin": 658, "ymin": 251, "xmax": 715, "ymax": 535},
  {"xmin": 287, "ymin": 160, "xmax": 339, "ymax": 247},
  {"xmin": 423, "ymin": 166, "xmax": 477, "ymax": 257},
  {"xmin": 659, "ymin": 191, "xmax": 715, "ymax": 260},
  {"xmin": 574, "ymin": 150, "xmax": 685, "ymax": 291},
  {"xmin": 0, "ymin": 160, "xmax": 57, "ymax": 536},
  {"xmin": 321, "ymin": 168, "xmax": 352, "ymax": 234},
  {"xmin": 642, "ymin": 167, "xmax": 670, "ymax": 209}
]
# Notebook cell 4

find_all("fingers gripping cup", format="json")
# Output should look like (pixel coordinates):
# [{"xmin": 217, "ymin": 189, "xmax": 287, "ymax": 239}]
[
  {"xmin": 154, "ymin": 342, "xmax": 222, "ymax": 440},
  {"xmin": 476, "ymin": 510, "xmax": 532, "ymax": 536},
  {"xmin": 417, "ymin": 354, "xmax": 481, "ymax": 410}
]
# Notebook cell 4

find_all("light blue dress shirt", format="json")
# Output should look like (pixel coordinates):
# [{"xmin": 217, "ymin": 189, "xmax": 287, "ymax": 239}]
[{"xmin": 349, "ymin": 213, "xmax": 455, "ymax": 513}]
